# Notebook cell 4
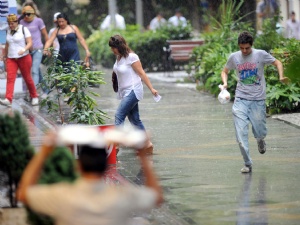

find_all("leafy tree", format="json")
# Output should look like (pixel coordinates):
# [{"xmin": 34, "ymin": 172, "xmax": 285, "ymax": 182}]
[{"xmin": 41, "ymin": 54, "xmax": 108, "ymax": 125}]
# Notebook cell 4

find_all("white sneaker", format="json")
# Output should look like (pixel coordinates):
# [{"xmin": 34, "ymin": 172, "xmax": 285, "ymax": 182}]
[
  {"xmin": 241, "ymin": 166, "xmax": 252, "ymax": 173},
  {"xmin": 31, "ymin": 97, "xmax": 39, "ymax": 106},
  {"xmin": 0, "ymin": 98, "xmax": 12, "ymax": 107}
]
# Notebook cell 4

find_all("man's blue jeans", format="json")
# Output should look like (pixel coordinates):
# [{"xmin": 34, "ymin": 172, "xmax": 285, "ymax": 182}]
[
  {"xmin": 115, "ymin": 90, "xmax": 145, "ymax": 130},
  {"xmin": 232, "ymin": 98, "xmax": 267, "ymax": 166}
]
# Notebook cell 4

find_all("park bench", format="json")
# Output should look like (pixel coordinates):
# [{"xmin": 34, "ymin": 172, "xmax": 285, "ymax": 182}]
[{"xmin": 163, "ymin": 39, "xmax": 205, "ymax": 72}]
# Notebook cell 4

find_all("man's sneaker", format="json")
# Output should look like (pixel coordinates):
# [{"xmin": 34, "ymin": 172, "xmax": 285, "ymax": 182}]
[
  {"xmin": 257, "ymin": 139, "xmax": 266, "ymax": 154},
  {"xmin": 31, "ymin": 97, "xmax": 39, "ymax": 106},
  {"xmin": 0, "ymin": 98, "xmax": 12, "ymax": 107},
  {"xmin": 241, "ymin": 165, "xmax": 252, "ymax": 173}
]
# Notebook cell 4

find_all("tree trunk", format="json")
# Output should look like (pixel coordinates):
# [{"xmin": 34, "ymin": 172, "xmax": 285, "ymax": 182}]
[
  {"xmin": 240, "ymin": 0, "xmax": 257, "ymax": 29},
  {"xmin": 186, "ymin": 0, "xmax": 200, "ymax": 31}
]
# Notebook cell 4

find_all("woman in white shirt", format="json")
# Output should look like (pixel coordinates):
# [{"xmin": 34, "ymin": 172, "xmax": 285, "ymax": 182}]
[
  {"xmin": 109, "ymin": 35, "xmax": 158, "ymax": 152},
  {"xmin": 0, "ymin": 14, "xmax": 38, "ymax": 107}
]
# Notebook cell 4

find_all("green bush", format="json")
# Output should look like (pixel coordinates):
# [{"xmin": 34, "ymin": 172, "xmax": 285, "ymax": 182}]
[
  {"xmin": 0, "ymin": 112, "xmax": 34, "ymax": 208},
  {"xmin": 87, "ymin": 24, "xmax": 193, "ymax": 71},
  {"xmin": 254, "ymin": 17, "xmax": 285, "ymax": 52},
  {"xmin": 264, "ymin": 38, "xmax": 300, "ymax": 114},
  {"xmin": 189, "ymin": 0, "xmax": 252, "ymax": 98}
]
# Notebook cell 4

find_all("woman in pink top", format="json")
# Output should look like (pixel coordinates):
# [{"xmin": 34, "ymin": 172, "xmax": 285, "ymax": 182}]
[{"xmin": 19, "ymin": 2, "xmax": 48, "ymax": 97}]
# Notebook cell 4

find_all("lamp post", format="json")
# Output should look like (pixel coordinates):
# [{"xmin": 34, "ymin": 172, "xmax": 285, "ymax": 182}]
[
  {"xmin": 135, "ymin": 0, "xmax": 143, "ymax": 31},
  {"xmin": 108, "ymin": 0, "xmax": 117, "ymax": 29}
]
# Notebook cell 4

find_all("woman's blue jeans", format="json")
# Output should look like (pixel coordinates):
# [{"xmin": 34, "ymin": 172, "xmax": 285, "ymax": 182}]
[
  {"xmin": 232, "ymin": 98, "xmax": 267, "ymax": 166},
  {"xmin": 31, "ymin": 49, "xmax": 50, "ymax": 93},
  {"xmin": 31, "ymin": 49, "xmax": 43, "ymax": 86},
  {"xmin": 115, "ymin": 90, "xmax": 145, "ymax": 130}
]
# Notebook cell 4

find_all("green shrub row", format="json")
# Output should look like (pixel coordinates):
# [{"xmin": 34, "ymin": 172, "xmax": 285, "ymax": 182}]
[{"xmin": 86, "ymin": 24, "xmax": 193, "ymax": 71}]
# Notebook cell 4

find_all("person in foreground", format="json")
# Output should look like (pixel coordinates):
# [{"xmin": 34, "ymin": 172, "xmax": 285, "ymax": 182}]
[
  {"xmin": 17, "ymin": 126, "xmax": 163, "ymax": 225},
  {"xmin": 221, "ymin": 31, "xmax": 288, "ymax": 173},
  {"xmin": 0, "ymin": 14, "xmax": 39, "ymax": 107},
  {"xmin": 109, "ymin": 35, "xmax": 159, "ymax": 154}
]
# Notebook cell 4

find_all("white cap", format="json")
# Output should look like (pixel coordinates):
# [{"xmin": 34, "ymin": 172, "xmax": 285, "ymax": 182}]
[
  {"xmin": 57, "ymin": 124, "xmax": 148, "ymax": 149},
  {"xmin": 57, "ymin": 125, "xmax": 107, "ymax": 148},
  {"xmin": 53, "ymin": 12, "xmax": 61, "ymax": 22}
]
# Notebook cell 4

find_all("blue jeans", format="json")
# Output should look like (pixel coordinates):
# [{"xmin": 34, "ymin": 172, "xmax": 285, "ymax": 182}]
[
  {"xmin": 115, "ymin": 90, "xmax": 145, "ymax": 130},
  {"xmin": 31, "ymin": 49, "xmax": 43, "ymax": 86},
  {"xmin": 31, "ymin": 49, "xmax": 49, "ymax": 93},
  {"xmin": 232, "ymin": 98, "xmax": 267, "ymax": 166}
]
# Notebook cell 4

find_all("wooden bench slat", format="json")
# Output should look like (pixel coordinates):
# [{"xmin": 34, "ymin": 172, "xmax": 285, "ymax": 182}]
[
  {"xmin": 164, "ymin": 39, "xmax": 205, "ymax": 71},
  {"xmin": 167, "ymin": 40, "xmax": 204, "ymax": 45}
]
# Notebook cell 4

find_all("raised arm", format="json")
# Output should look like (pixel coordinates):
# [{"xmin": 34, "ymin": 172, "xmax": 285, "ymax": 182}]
[
  {"xmin": 17, "ymin": 132, "xmax": 57, "ymax": 204},
  {"xmin": 136, "ymin": 148, "xmax": 164, "ymax": 206}
]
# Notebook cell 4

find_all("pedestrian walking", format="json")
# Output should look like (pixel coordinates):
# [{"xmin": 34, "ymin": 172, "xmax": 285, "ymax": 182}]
[
  {"xmin": 168, "ymin": 8, "xmax": 187, "ymax": 27},
  {"xmin": 108, "ymin": 35, "xmax": 158, "ymax": 154},
  {"xmin": 19, "ymin": 2, "xmax": 49, "ymax": 98},
  {"xmin": 285, "ymin": 11, "xmax": 300, "ymax": 40},
  {"xmin": 44, "ymin": 13, "xmax": 90, "ymax": 65},
  {"xmin": 17, "ymin": 125, "xmax": 163, "ymax": 225},
  {"xmin": 48, "ymin": 12, "xmax": 61, "ymax": 57},
  {"xmin": 221, "ymin": 31, "xmax": 288, "ymax": 173},
  {"xmin": 43, "ymin": 13, "xmax": 91, "ymax": 101},
  {"xmin": 0, "ymin": 14, "xmax": 38, "ymax": 107},
  {"xmin": 149, "ymin": 12, "xmax": 167, "ymax": 30},
  {"xmin": 100, "ymin": 12, "xmax": 126, "ymax": 30}
]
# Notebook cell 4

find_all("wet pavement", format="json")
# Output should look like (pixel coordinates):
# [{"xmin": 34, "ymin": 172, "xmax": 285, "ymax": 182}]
[{"xmin": 1, "ymin": 70, "xmax": 300, "ymax": 224}]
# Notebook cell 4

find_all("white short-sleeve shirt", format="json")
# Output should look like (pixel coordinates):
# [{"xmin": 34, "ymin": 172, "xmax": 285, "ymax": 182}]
[
  {"xmin": 113, "ymin": 53, "xmax": 144, "ymax": 100},
  {"xmin": 6, "ymin": 25, "xmax": 31, "ymax": 59}
]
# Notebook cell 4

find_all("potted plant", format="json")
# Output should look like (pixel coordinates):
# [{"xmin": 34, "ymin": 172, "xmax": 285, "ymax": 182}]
[{"xmin": 40, "ymin": 53, "xmax": 109, "ymax": 125}]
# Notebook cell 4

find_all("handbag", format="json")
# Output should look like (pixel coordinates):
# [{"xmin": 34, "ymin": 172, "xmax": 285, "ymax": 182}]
[{"xmin": 112, "ymin": 71, "xmax": 118, "ymax": 92}]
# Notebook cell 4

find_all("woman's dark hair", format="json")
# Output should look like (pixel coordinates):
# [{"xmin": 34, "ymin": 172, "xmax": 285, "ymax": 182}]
[
  {"xmin": 78, "ymin": 144, "xmax": 107, "ymax": 174},
  {"xmin": 56, "ymin": 13, "xmax": 71, "ymax": 25},
  {"xmin": 238, "ymin": 31, "xmax": 254, "ymax": 46},
  {"xmin": 108, "ymin": 35, "xmax": 131, "ymax": 58}
]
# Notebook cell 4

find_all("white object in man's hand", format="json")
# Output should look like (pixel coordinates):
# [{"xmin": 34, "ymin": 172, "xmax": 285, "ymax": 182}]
[{"xmin": 218, "ymin": 84, "xmax": 230, "ymax": 104}]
